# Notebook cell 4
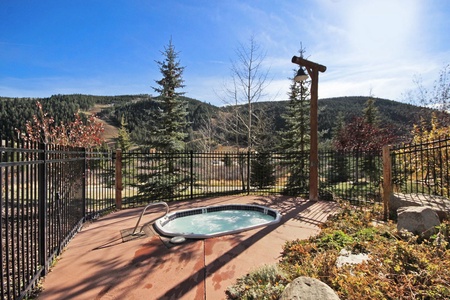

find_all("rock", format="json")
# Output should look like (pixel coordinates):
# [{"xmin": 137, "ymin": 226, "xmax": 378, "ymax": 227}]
[
  {"xmin": 390, "ymin": 193, "xmax": 450, "ymax": 221},
  {"xmin": 390, "ymin": 193, "xmax": 422, "ymax": 212},
  {"xmin": 336, "ymin": 249, "xmax": 369, "ymax": 268},
  {"xmin": 397, "ymin": 206, "xmax": 440, "ymax": 239},
  {"xmin": 280, "ymin": 276, "xmax": 340, "ymax": 300}
]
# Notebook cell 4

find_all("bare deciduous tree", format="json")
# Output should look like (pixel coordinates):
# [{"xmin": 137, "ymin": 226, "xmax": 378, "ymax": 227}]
[
  {"xmin": 220, "ymin": 36, "xmax": 271, "ymax": 151},
  {"xmin": 189, "ymin": 113, "xmax": 220, "ymax": 152},
  {"xmin": 405, "ymin": 64, "xmax": 450, "ymax": 125}
]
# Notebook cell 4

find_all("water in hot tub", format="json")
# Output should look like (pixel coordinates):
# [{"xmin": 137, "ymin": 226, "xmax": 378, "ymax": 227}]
[{"xmin": 162, "ymin": 210, "xmax": 274, "ymax": 235}]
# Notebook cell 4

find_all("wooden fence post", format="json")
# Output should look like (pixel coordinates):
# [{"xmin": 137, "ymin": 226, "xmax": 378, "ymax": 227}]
[
  {"xmin": 115, "ymin": 149, "xmax": 122, "ymax": 209},
  {"xmin": 382, "ymin": 145, "xmax": 392, "ymax": 221}
]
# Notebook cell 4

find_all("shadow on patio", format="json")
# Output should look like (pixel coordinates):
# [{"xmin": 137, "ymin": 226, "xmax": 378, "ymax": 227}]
[{"xmin": 38, "ymin": 195, "xmax": 340, "ymax": 300}]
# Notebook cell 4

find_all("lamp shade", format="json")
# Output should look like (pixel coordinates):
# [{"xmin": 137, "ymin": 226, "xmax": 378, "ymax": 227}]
[{"xmin": 294, "ymin": 68, "xmax": 308, "ymax": 82}]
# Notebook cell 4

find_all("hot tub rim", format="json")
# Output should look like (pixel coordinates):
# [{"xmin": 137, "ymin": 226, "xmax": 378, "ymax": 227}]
[{"xmin": 153, "ymin": 203, "xmax": 281, "ymax": 239}]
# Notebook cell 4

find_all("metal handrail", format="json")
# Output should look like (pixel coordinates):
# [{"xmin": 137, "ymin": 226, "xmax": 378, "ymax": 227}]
[{"xmin": 132, "ymin": 201, "xmax": 170, "ymax": 235}]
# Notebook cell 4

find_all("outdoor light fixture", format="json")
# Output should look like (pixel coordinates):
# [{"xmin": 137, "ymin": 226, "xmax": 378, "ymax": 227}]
[
  {"xmin": 291, "ymin": 55, "xmax": 326, "ymax": 201},
  {"xmin": 294, "ymin": 68, "xmax": 309, "ymax": 82}
]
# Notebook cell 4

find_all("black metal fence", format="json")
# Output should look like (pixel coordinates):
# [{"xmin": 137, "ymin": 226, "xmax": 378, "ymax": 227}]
[
  {"xmin": 120, "ymin": 151, "xmax": 292, "ymax": 207},
  {"xmin": 119, "ymin": 149, "xmax": 383, "ymax": 207},
  {"xmin": 0, "ymin": 139, "xmax": 114, "ymax": 300},
  {"xmin": 2, "ymin": 141, "xmax": 385, "ymax": 299},
  {"xmin": 319, "ymin": 150, "xmax": 383, "ymax": 204},
  {"xmin": 391, "ymin": 137, "xmax": 450, "ymax": 197},
  {"xmin": 4, "ymin": 132, "xmax": 450, "ymax": 300}
]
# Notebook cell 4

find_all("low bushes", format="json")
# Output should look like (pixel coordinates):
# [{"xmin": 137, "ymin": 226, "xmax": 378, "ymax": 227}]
[{"xmin": 227, "ymin": 202, "xmax": 450, "ymax": 299}]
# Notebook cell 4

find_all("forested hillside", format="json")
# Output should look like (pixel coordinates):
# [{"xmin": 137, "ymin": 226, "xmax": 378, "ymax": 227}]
[
  {"xmin": 0, "ymin": 94, "xmax": 151, "ymax": 140},
  {"xmin": 240, "ymin": 96, "xmax": 435, "ymax": 139},
  {"xmin": 0, "ymin": 94, "xmax": 92, "ymax": 139},
  {"xmin": 0, "ymin": 94, "xmax": 438, "ymax": 147},
  {"xmin": 318, "ymin": 97, "xmax": 429, "ymax": 139}
]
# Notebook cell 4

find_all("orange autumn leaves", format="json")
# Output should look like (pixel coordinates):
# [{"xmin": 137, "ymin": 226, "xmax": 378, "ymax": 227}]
[{"xmin": 20, "ymin": 101, "xmax": 104, "ymax": 148}]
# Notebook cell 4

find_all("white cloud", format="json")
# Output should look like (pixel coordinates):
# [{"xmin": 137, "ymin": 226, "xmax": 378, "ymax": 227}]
[
  {"xmin": 275, "ymin": 0, "xmax": 449, "ymax": 102},
  {"xmin": 1, "ymin": 0, "xmax": 448, "ymax": 106},
  {"xmin": 213, "ymin": 0, "xmax": 437, "ymax": 104}
]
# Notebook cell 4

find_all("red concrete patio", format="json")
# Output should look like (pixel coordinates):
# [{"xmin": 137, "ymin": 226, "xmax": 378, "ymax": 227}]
[{"xmin": 37, "ymin": 195, "xmax": 340, "ymax": 300}]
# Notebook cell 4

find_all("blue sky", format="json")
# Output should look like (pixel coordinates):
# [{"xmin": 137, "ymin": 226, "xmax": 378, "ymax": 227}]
[{"xmin": 1, "ymin": 0, "xmax": 449, "ymax": 106}]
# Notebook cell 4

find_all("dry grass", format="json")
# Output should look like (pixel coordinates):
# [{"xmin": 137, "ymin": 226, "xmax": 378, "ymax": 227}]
[{"xmin": 83, "ymin": 104, "xmax": 119, "ymax": 146}]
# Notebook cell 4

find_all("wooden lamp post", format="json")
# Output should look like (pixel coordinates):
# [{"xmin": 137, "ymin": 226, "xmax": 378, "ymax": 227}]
[{"xmin": 291, "ymin": 56, "xmax": 326, "ymax": 201}]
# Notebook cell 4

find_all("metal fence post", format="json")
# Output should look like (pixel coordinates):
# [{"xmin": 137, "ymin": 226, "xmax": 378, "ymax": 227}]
[
  {"xmin": 82, "ymin": 147, "xmax": 86, "ymax": 218},
  {"xmin": 38, "ymin": 142, "xmax": 48, "ymax": 274},
  {"xmin": 190, "ymin": 150, "xmax": 194, "ymax": 200},
  {"xmin": 247, "ymin": 151, "xmax": 250, "ymax": 195},
  {"xmin": 382, "ymin": 145, "xmax": 392, "ymax": 221},
  {"xmin": 115, "ymin": 149, "xmax": 122, "ymax": 209}
]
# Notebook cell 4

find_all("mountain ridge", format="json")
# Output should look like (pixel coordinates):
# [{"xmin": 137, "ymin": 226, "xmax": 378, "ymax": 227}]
[{"xmin": 0, "ymin": 94, "xmax": 437, "ymax": 145}]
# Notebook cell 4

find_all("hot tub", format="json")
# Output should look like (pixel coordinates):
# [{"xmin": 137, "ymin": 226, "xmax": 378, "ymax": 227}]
[{"xmin": 154, "ymin": 204, "xmax": 281, "ymax": 239}]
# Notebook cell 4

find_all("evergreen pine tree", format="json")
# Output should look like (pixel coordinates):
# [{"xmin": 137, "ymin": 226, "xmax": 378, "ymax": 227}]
[
  {"xmin": 136, "ymin": 39, "xmax": 190, "ymax": 200},
  {"xmin": 280, "ymin": 66, "xmax": 311, "ymax": 196},
  {"xmin": 332, "ymin": 111, "xmax": 346, "ymax": 140},
  {"xmin": 116, "ymin": 115, "xmax": 132, "ymax": 151},
  {"xmin": 249, "ymin": 114, "xmax": 276, "ymax": 190},
  {"xmin": 148, "ymin": 38, "xmax": 188, "ymax": 152},
  {"xmin": 362, "ymin": 98, "xmax": 382, "ymax": 182},
  {"xmin": 281, "ymin": 73, "xmax": 311, "ymax": 153},
  {"xmin": 329, "ymin": 112, "xmax": 349, "ymax": 183},
  {"xmin": 250, "ymin": 151, "xmax": 276, "ymax": 189},
  {"xmin": 363, "ymin": 98, "xmax": 380, "ymax": 126}
]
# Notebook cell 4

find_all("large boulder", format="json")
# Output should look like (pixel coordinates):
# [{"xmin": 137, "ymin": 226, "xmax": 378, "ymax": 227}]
[
  {"xmin": 280, "ymin": 276, "xmax": 340, "ymax": 300},
  {"xmin": 390, "ymin": 193, "xmax": 450, "ymax": 221},
  {"xmin": 397, "ymin": 206, "xmax": 440, "ymax": 239}
]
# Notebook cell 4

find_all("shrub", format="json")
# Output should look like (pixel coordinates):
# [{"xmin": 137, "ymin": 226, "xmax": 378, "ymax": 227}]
[
  {"xmin": 228, "ymin": 202, "xmax": 450, "ymax": 299},
  {"xmin": 226, "ymin": 265, "xmax": 288, "ymax": 300}
]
